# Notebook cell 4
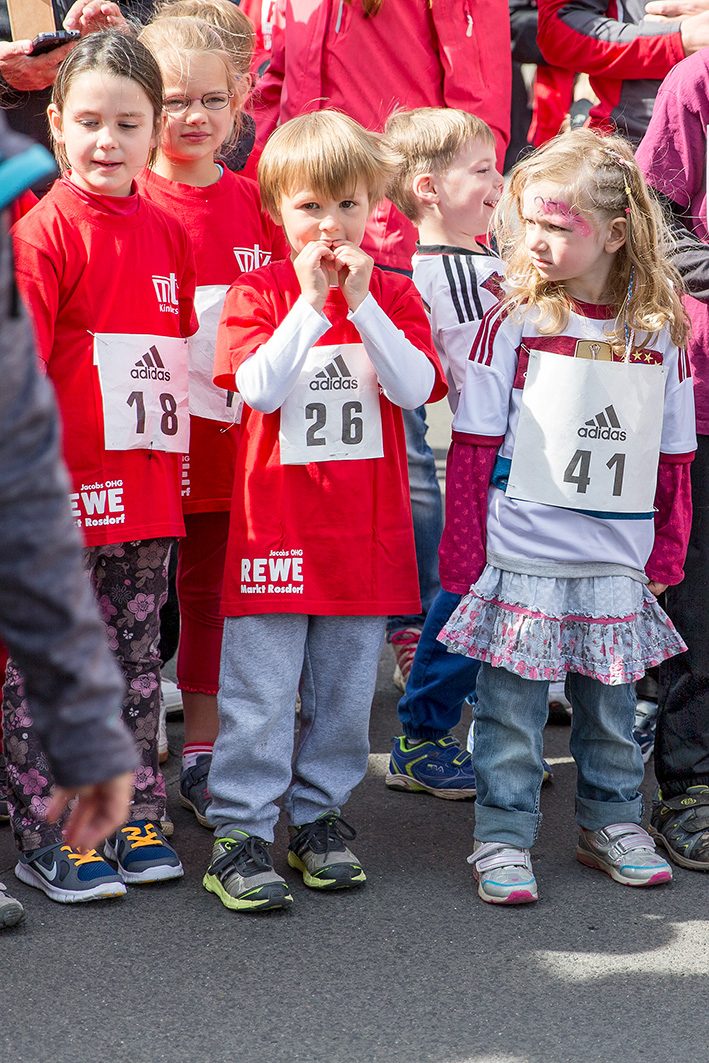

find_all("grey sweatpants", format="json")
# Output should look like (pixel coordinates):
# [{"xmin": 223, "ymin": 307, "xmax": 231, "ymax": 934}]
[{"xmin": 207, "ymin": 613, "xmax": 386, "ymax": 840}]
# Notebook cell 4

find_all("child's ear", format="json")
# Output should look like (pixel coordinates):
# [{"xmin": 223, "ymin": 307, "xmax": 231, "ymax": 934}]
[
  {"xmin": 411, "ymin": 172, "xmax": 439, "ymax": 207},
  {"xmin": 152, "ymin": 111, "xmax": 168, "ymax": 149},
  {"xmin": 47, "ymin": 104, "xmax": 65, "ymax": 145},
  {"xmin": 268, "ymin": 206, "xmax": 283, "ymax": 227},
  {"xmin": 234, "ymin": 72, "xmax": 253, "ymax": 109},
  {"xmin": 605, "ymin": 216, "xmax": 627, "ymax": 254}
]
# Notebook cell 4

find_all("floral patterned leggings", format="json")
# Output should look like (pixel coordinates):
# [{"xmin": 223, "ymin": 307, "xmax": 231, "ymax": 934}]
[{"xmin": 2, "ymin": 539, "xmax": 173, "ymax": 853}]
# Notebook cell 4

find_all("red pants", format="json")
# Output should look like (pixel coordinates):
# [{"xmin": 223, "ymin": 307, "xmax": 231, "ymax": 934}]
[{"xmin": 176, "ymin": 511, "xmax": 229, "ymax": 695}]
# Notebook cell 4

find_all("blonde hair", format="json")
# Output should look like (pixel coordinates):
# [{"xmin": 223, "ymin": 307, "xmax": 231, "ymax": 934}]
[
  {"xmin": 258, "ymin": 110, "xmax": 400, "ymax": 218},
  {"xmin": 152, "ymin": 0, "xmax": 255, "ymax": 76},
  {"xmin": 384, "ymin": 107, "xmax": 496, "ymax": 223},
  {"xmin": 496, "ymin": 129, "xmax": 688, "ymax": 352},
  {"xmin": 139, "ymin": 15, "xmax": 243, "ymax": 155}
]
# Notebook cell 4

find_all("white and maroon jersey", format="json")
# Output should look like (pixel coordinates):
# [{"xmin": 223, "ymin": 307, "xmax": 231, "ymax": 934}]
[
  {"xmin": 454, "ymin": 299, "xmax": 696, "ymax": 575},
  {"xmin": 412, "ymin": 243, "xmax": 505, "ymax": 411},
  {"xmin": 12, "ymin": 178, "xmax": 197, "ymax": 547},
  {"xmin": 137, "ymin": 167, "xmax": 289, "ymax": 514},
  {"xmin": 213, "ymin": 258, "xmax": 447, "ymax": 616}
]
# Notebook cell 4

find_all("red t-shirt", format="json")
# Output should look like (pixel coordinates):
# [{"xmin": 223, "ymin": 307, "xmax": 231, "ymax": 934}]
[
  {"xmin": 214, "ymin": 258, "xmax": 447, "ymax": 616},
  {"xmin": 12, "ymin": 178, "xmax": 197, "ymax": 546},
  {"xmin": 137, "ymin": 166, "xmax": 289, "ymax": 513}
]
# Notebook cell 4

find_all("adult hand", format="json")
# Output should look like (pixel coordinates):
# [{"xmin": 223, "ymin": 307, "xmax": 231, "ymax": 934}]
[
  {"xmin": 45, "ymin": 771, "xmax": 133, "ymax": 853},
  {"xmin": 679, "ymin": 9, "xmax": 709, "ymax": 50},
  {"xmin": 647, "ymin": 580, "xmax": 668, "ymax": 596},
  {"xmin": 63, "ymin": 1, "xmax": 131, "ymax": 35},
  {"xmin": 0, "ymin": 39, "xmax": 74, "ymax": 91},
  {"xmin": 645, "ymin": 0, "xmax": 709, "ymax": 19},
  {"xmin": 332, "ymin": 243, "xmax": 373, "ymax": 311},
  {"xmin": 293, "ymin": 241, "xmax": 335, "ymax": 314}
]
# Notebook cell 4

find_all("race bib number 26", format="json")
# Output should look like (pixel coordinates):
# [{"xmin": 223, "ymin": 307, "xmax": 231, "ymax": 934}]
[{"xmin": 94, "ymin": 333, "xmax": 190, "ymax": 452}]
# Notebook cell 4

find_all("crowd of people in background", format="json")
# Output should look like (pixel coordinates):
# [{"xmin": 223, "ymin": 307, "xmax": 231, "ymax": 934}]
[{"xmin": 0, "ymin": 0, "xmax": 708, "ymax": 926}]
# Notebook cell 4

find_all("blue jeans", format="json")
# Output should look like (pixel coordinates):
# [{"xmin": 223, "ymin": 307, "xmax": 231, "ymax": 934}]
[
  {"xmin": 387, "ymin": 405, "xmax": 443, "ymax": 637},
  {"xmin": 473, "ymin": 663, "xmax": 643, "ymax": 849},
  {"xmin": 397, "ymin": 590, "xmax": 479, "ymax": 740}
]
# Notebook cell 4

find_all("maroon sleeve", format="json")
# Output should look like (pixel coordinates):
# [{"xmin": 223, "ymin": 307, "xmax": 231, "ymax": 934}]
[
  {"xmin": 438, "ymin": 437, "xmax": 501, "ymax": 594},
  {"xmin": 646, "ymin": 453, "xmax": 694, "ymax": 586}
]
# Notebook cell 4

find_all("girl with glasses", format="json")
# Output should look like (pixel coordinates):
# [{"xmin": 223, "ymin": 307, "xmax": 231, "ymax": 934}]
[{"xmin": 138, "ymin": 10, "xmax": 288, "ymax": 831}]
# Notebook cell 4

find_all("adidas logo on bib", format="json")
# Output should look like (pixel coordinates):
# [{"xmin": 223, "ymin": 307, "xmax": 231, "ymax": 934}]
[
  {"xmin": 131, "ymin": 345, "xmax": 171, "ymax": 382},
  {"xmin": 309, "ymin": 353, "xmax": 359, "ymax": 391},
  {"xmin": 577, "ymin": 404, "xmax": 626, "ymax": 441}
]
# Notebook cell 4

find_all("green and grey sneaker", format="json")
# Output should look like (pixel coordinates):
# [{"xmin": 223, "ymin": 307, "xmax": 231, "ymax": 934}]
[
  {"xmin": 576, "ymin": 823, "xmax": 672, "ymax": 886},
  {"xmin": 650, "ymin": 786, "xmax": 709, "ymax": 870},
  {"xmin": 288, "ymin": 813, "xmax": 366, "ymax": 890},
  {"xmin": 203, "ymin": 833, "xmax": 293, "ymax": 912}
]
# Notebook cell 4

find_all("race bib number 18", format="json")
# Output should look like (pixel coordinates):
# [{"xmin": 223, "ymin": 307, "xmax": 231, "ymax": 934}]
[{"xmin": 94, "ymin": 333, "xmax": 190, "ymax": 452}]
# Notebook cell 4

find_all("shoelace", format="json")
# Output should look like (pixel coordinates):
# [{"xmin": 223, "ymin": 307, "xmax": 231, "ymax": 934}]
[
  {"xmin": 120, "ymin": 823, "xmax": 163, "ymax": 849},
  {"xmin": 211, "ymin": 835, "xmax": 273, "ymax": 877},
  {"xmin": 467, "ymin": 842, "xmax": 532, "ymax": 873},
  {"xmin": 291, "ymin": 814, "xmax": 356, "ymax": 857},
  {"xmin": 60, "ymin": 847, "xmax": 105, "ymax": 868}
]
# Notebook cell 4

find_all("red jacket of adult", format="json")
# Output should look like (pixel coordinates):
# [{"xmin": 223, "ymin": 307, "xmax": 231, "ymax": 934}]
[{"xmin": 250, "ymin": 0, "xmax": 511, "ymax": 272}]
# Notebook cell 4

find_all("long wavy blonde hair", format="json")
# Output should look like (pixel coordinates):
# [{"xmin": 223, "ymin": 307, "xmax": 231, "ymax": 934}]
[{"xmin": 495, "ymin": 129, "xmax": 689, "ymax": 352}]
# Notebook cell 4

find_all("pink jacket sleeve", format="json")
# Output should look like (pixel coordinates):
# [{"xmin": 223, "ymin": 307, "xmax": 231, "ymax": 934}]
[
  {"xmin": 438, "ymin": 435, "xmax": 501, "ymax": 594},
  {"xmin": 646, "ymin": 453, "xmax": 694, "ymax": 586}
]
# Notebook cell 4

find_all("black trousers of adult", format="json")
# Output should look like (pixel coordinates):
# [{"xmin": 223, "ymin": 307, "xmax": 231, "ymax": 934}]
[{"xmin": 656, "ymin": 433, "xmax": 709, "ymax": 797}]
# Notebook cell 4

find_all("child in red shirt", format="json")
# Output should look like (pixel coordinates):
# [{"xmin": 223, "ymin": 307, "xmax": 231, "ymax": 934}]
[
  {"xmin": 138, "ymin": 8, "xmax": 288, "ymax": 830},
  {"xmin": 203, "ymin": 110, "xmax": 447, "ymax": 912},
  {"xmin": 7, "ymin": 31, "xmax": 197, "ymax": 903}
]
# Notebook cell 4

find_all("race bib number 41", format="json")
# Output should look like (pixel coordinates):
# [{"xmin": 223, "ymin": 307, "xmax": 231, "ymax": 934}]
[
  {"xmin": 507, "ymin": 349, "xmax": 665, "ymax": 515},
  {"xmin": 94, "ymin": 333, "xmax": 189, "ymax": 453}
]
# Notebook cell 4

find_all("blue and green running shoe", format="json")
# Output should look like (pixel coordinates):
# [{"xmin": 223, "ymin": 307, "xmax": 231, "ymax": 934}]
[{"xmin": 386, "ymin": 734, "xmax": 476, "ymax": 799}]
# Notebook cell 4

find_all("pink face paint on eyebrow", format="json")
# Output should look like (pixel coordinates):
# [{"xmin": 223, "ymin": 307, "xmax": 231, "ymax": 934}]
[{"xmin": 533, "ymin": 196, "xmax": 592, "ymax": 237}]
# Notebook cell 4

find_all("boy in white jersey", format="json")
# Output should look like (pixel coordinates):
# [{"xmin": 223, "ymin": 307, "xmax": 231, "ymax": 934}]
[{"xmin": 382, "ymin": 108, "xmax": 508, "ymax": 798}]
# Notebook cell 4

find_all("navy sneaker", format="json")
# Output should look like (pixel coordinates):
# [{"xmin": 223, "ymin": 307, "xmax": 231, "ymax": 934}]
[
  {"xmin": 633, "ymin": 699, "xmax": 658, "ymax": 764},
  {"xmin": 386, "ymin": 735, "xmax": 476, "ymax": 799},
  {"xmin": 15, "ymin": 843, "xmax": 126, "ymax": 904},
  {"xmin": 179, "ymin": 754, "xmax": 212, "ymax": 828},
  {"xmin": 105, "ymin": 820, "xmax": 184, "ymax": 884}
]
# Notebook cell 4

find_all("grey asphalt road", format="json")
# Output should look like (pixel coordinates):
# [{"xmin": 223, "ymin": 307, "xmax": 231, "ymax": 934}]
[{"xmin": 2, "ymin": 401, "xmax": 707, "ymax": 1063}]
